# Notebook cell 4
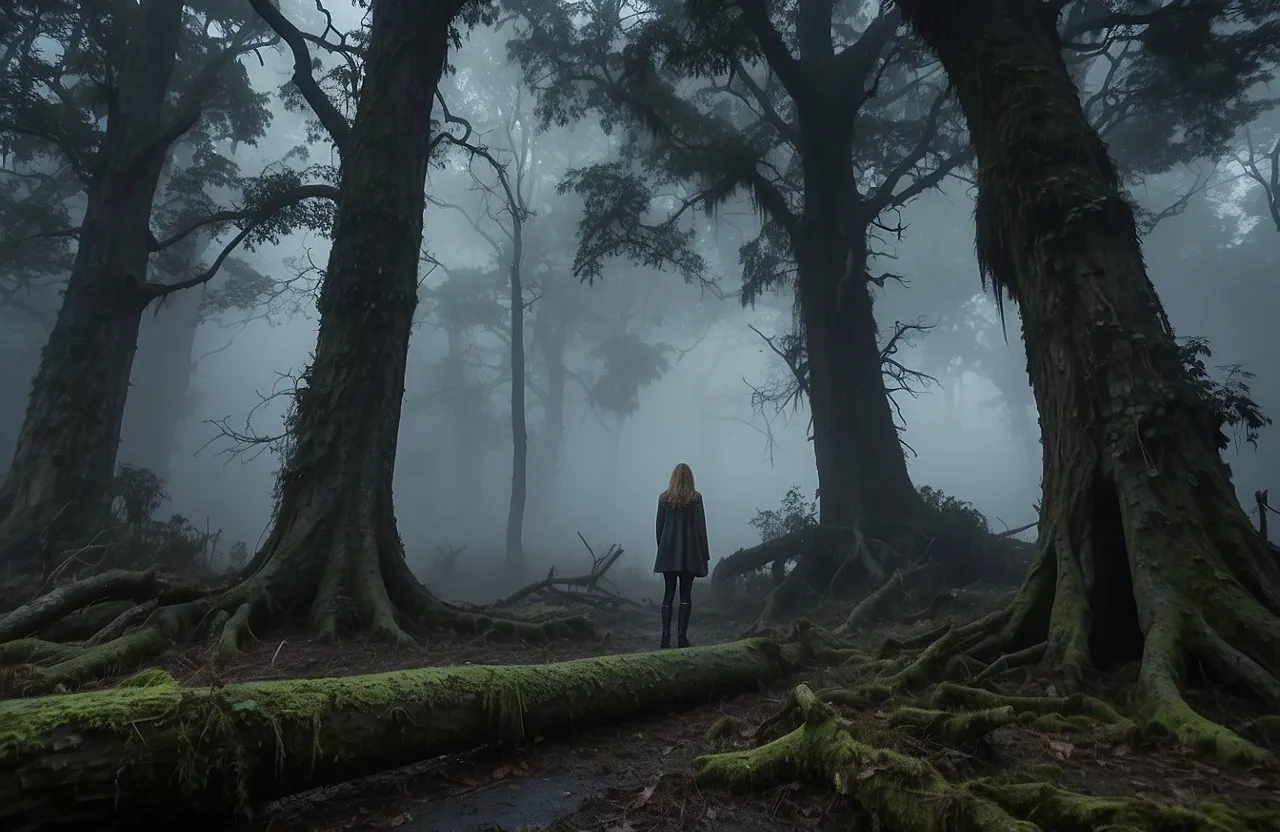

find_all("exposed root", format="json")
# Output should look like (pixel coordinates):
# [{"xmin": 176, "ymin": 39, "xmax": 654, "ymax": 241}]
[
  {"xmin": 7, "ymin": 628, "xmax": 170, "ymax": 696},
  {"xmin": 0, "ymin": 569, "xmax": 164, "ymax": 643},
  {"xmin": 695, "ymin": 683, "xmax": 1266, "ymax": 832},
  {"xmin": 0, "ymin": 638, "xmax": 82, "ymax": 667},
  {"xmin": 889, "ymin": 704, "xmax": 1017, "ymax": 744},
  {"xmin": 216, "ymin": 602, "xmax": 257, "ymax": 660},
  {"xmin": 85, "ymin": 599, "xmax": 159, "ymax": 647},
  {"xmin": 930, "ymin": 683, "xmax": 1136, "ymax": 741},
  {"xmin": 971, "ymin": 641, "xmax": 1046, "ymax": 684},
  {"xmin": 880, "ymin": 622, "xmax": 962, "ymax": 691}
]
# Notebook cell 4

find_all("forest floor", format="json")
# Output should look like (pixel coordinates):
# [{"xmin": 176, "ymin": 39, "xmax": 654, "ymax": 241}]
[{"xmin": 51, "ymin": 586, "xmax": 1279, "ymax": 832}]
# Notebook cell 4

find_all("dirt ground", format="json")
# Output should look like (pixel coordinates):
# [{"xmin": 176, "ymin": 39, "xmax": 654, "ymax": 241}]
[{"xmin": 64, "ymin": 588, "xmax": 1265, "ymax": 832}]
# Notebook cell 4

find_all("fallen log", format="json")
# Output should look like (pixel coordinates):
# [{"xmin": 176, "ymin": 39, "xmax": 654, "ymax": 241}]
[
  {"xmin": 0, "ymin": 623, "xmax": 836, "ymax": 831},
  {"xmin": 0, "ymin": 570, "xmax": 162, "ymax": 643}
]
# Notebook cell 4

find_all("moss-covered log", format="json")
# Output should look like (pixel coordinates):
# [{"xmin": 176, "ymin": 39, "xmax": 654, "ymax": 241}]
[
  {"xmin": 695, "ymin": 684, "xmax": 1271, "ymax": 832},
  {"xmin": 887, "ymin": 0, "xmax": 1280, "ymax": 764},
  {"xmin": 0, "ymin": 628, "xmax": 833, "ymax": 830}
]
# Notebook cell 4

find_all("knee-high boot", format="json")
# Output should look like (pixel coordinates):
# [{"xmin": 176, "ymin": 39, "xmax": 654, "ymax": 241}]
[{"xmin": 677, "ymin": 601, "xmax": 692, "ymax": 648}]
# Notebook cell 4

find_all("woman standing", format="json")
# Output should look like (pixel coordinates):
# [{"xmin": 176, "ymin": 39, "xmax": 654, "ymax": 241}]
[{"xmin": 653, "ymin": 462, "xmax": 711, "ymax": 648}]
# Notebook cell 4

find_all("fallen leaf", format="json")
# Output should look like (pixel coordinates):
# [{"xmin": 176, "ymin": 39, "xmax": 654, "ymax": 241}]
[
  {"xmin": 1047, "ymin": 740, "xmax": 1074, "ymax": 759},
  {"xmin": 858, "ymin": 766, "xmax": 885, "ymax": 781},
  {"xmin": 632, "ymin": 784, "xmax": 656, "ymax": 808},
  {"xmin": 387, "ymin": 812, "xmax": 412, "ymax": 829},
  {"xmin": 661, "ymin": 745, "xmax": 675, "ymax": 757},
  {"xmin": 1240, "ymin": 776, "xmax": 1264, "ymax": 789},
  {"xmin": 491, "ymin": 765, "xmax": 513, "ymax": 781}
]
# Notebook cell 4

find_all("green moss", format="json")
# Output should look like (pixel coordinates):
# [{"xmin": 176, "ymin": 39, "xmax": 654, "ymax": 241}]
[
  {"xmin": 0, "ymin": 638, "xmax": 82, "ymax": 667},
  {"xmin": 694, "ymin": 685, "xmax": 1035, "ymax": 832},
  {"xmin": 1255, "ymin": 715, "xmax": 1280, "ymax": 744},
  {"xmin": 119, "ymin": 669, "xmax": 178, "ymax": 689},
  {"xmin": 705, "ymin": 716, "xmax": 737, "ymax": 741},
  {"xmin": 890, "ymin": 705, "xmax": 1016, "ymax": 744},
  {"xmin": 1029, "ymin": 712, "xmax": 1094, "ymax": 735},
  {"xmin": 932, "ymin": 683, "xmax": 1136, "ymax": 742},
  {"xmin": 1, "ymin": 630, "xmax": 828, "ymax": 820},
  {"xmin": 28, "ymin": 627, "xmax": 170, "ymax": 693},
  {"xmin": 694, "ymin": 684, "xmax": 1270, "ymax": 832}
]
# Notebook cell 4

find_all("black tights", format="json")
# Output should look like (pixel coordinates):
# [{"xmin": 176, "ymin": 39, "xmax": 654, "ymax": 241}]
[{"xmin": 662, "ymin": 572, "xmax": 693, "ymax": 606}]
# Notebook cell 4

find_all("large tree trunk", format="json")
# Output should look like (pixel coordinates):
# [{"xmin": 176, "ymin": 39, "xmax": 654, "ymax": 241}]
[
  {"xmin": 0, "ymin": 630, "xmax": 826, "ymax": 831},
  {"xmin": 220, "ymin": 0, "xmax": 461, "ymax": 644},
  {"xmin": 795, "ymin": 109, "xmax": 921, "ymax": 531},
  {"xmin": 0, "ymin": 1, "xmax": 186, "ymax": 572},
  {"xmin": 895, "ymin": 0, "xmax": 1280, "ymax": 762}
]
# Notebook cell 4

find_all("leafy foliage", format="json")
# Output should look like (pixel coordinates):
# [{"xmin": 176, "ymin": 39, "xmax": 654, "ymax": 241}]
[
  {"xmin": 917, "ymin": 484, "xmax": 991, "ymax": 538},
  {"xmin": 1177, "ymin": 335, "xmax": 1272, "ymax": 451},
  {"xmin": 749, "ymin": 485, "xmax": 819, "ymax": 544},
  {"xmin": 110, "ymin": 464, "xmax": 242, "ymax": 579}
]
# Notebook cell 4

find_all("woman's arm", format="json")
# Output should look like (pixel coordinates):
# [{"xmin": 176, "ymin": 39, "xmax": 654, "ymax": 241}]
[
  {"xmin": 695, "ymin": 497, "xmax": 710, "ymax": 563},
  {"xmin": 656, "ymin": 499, "xmax": 667, "ymax": 547}
]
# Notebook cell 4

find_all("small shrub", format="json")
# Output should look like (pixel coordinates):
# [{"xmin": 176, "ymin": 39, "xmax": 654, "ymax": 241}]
[{"xmin": 749, "ymin": 485, "xmax": 818, "ymax": 544}]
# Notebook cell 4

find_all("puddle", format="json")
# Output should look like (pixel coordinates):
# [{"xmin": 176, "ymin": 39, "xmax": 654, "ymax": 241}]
[{"xmin": 402, "ymin": 762, "xmax": 617, "ymax": 832}]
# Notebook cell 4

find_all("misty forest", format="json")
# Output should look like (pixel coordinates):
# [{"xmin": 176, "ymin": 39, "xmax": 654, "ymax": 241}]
[{"xmin": 2, "ymin": 0, "xmax": 1280, "ymax": 829}]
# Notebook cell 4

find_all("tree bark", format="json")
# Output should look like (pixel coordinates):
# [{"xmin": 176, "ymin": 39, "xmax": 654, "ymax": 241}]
[
  {"xmin": 894, "ymin": 0, "xmax": 1280, "ymax": 761},
  {"xmin": 0, "ymin": 631, "xmax": 826, "ymax": 831},
  {"xmin": 793, "ymin": 76, "xmax": 921, "ymax": 530},
  {"xmin": 222, "ymin": 0, "xmax": 463, "ymax": 644},
  {"xmin": 0, "ymin": 1, "xmax": 187, "ymax": 572}
]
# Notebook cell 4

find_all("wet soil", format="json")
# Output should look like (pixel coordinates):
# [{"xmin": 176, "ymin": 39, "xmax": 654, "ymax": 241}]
[{"xmin": 18, "ymin": 580, "xmax": 1280, "ymax": 832}]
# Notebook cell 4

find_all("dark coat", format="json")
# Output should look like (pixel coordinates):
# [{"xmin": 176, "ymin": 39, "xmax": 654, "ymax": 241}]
[{"xmin": 653, "ymin": 492, "xmax": 710, "ymax": 577}]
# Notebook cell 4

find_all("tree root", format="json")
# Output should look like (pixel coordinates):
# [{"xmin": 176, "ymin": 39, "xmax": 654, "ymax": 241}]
[
  {"xmin": 889, "ymin": 704, "xmax": 1017, "ymax": 745},
  {"xmin": 930, "ymin": 683, "xmax": 1137, "ymax": 741},
  {"xmin": 695, "ymin": 684, "xmax": 1269, "ymax": 832},
  {"xmin": 0, "ymin": 569, "xmax": 165, "ymax": 643}
]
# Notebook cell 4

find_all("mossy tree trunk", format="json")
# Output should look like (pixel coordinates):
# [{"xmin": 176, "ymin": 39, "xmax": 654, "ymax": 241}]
[
  {"xmin": 0, "ymin": 632, "xmax": 825, "ymax": 830},
  {"xmin": 894, "ymin": 0, "xmax": 1280, "ymax": 760},
  {"xmin": 221, "ymin": 0, "xmax": 465, "ymax": 645},
  {"xmin": 0, "ymin": 1, "xmax": 188, "ymax": 573}
]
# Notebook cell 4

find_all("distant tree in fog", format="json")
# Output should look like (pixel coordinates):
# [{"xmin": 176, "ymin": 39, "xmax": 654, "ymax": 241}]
[{"xmin": 0, "ymin": 2, "xmax": 336, "ymax": 570}]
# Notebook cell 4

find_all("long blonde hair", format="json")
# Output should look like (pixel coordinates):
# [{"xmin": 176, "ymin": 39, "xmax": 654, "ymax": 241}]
[{"xmin": 661, "ymin": 462, "xmax": 698, "ymax": 506}]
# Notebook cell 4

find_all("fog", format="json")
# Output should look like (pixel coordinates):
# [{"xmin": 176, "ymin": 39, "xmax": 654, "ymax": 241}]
[{"xmin": 2, "ymin": 1, "xmax": 1276, "ymax": 596}]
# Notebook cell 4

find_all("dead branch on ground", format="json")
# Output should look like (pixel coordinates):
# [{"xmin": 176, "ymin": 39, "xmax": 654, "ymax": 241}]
[{"xmin": 493, "ymin": 535, "xmax": 640, "ymax": 610}]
